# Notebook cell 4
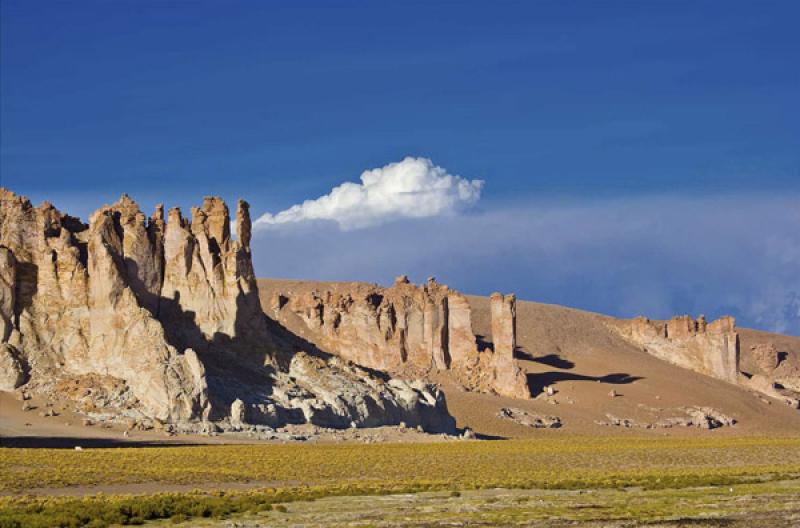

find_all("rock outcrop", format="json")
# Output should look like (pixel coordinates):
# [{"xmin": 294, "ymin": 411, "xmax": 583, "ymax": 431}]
[
  {"xmin": 749, "ymin": 343, "xmax": 780, "ymax": 374},
  {"xmin": 266, "ymin": 278, "xmax": 530, "ymax": 399},
  {"xmin": 609, "ymin": 314, "xmax": 799, "ymax": 407},
  {"xmin": 488, "ymin": 293, "xmax": 530, "ymax": 399},
  {"xmin": 159, "ymin": 197, "xmax": 265, "ymax": 352},
  {"xmin": 283, "ymin": 352, "xmax": 454, "ymax": 432},
  {"xmin": 0, "ymin": 246, "xmax": 15, "ymax": 344},
  {"xmin": 610, "ymin": 315, "xmax": 740, "ymax": 384},
  {"xmin": 600, "ymin": 406, "xmax": 736, "ymax": 430},
  {"xmin": 497, "ymin": 407, "xmax": 561, "ymax": 428},
  {"xmin": 0, "ymin": 188, "xmax": 455, "ymax": 432},
  {"xmin": 0, "ymin": 344, "xmax": 25, "ymax": 390}
]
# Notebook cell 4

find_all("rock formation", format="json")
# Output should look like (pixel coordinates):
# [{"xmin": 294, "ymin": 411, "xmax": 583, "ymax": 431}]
[
  {"xmin": 487, "ymin": 293, "xmax": 530, "ymax": 399},
  {"xmin": 497, "ymin": 407, "xmax": 561, "ymax": 428},
  {"xmin": 610, "ymin": 315, "xmax": 740, "ymax": 384},
  {"xmin": 265, "ymin": 277, "xmax": 530, "ymax": 399},
  {"xmin": 0, "ymin": 188, "xmax": 455, "ymax": 432},
  {"xmin": 0, "ymin": 343, "xmax": 25, "ymax": 391},
  {"xmin": 609, "ymin": 314, "xmax": 799, "ymax": 407},
  {"xmin": 0, "ymin": 246, "xmax": 15, "ymax": 344},
  {"xmin": 601, "ymin": 406, "xmax": 736, "ymax": 430},
  {"xmin": 749, "ymin": 343, "xmax": 780, "ymax": 373}
]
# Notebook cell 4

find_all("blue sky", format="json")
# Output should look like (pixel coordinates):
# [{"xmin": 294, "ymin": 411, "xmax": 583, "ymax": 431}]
[{"xmin": 2, "ymin": 2, "xmax": 799, "ymax": 333}]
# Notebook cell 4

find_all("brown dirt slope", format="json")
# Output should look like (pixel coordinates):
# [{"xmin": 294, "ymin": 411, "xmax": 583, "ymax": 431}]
[{"xmin": 258, "ymin": 278, "xmax": 800, "ymax": 439}]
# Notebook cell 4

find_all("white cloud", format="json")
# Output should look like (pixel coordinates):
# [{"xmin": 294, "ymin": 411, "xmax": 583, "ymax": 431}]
[{"xmin": 253, "ymin": 157, "xmax": 483, "ymax": 230}]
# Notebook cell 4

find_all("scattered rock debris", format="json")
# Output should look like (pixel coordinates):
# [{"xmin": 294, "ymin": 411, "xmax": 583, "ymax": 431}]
[{"xmin": 497, "ymin": 407, "xmax": 562, "ymax": 428}]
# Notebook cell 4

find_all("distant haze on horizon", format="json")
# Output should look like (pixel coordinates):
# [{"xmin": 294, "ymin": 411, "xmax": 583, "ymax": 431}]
[{"xmin": 2, "ymin": 1, "xmax": 798, "ymax": 334}]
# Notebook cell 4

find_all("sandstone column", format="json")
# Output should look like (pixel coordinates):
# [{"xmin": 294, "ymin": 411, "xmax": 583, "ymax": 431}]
[
  {"xmin": 490, "ymin": 292, "xmax": 530, "ymax": 399},
  {"xmin": 237, "ymin": 200, "xmax": 252, "ymax": 249},
  {"xmin": 424, "ymin": 295, "xmax": 449, "ymax": 370},
  {"xmin": 490, "ymin": 292, "xmax": 516, "ymax": 357},
  {"xmin": 446, "ymin": 292, "xmax": 479, "ymax": 366},
  {"xmin": 706, "ymin": 316, "xmax": 740, "ymax": 384}
]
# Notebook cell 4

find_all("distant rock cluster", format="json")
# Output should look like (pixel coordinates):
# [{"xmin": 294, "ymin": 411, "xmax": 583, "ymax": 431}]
[
  {"xmin": 599, "ymin": 406, "xmax": 737, "ymax": 430},
  {"xmin": 497, "ymin": 407, "xmax": 561, "ymax": 428},
  {"xmin": 609, "ymin": 314, "xmax": 799, "ymax": 408}
]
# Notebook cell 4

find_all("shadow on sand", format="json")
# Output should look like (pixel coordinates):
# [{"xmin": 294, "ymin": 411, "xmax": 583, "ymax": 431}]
[{"xmin": 526, "ymin": 372, "xmax": 643, "ymax": 398}]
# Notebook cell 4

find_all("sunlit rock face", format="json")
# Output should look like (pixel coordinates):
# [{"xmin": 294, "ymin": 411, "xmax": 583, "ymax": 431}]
[
  {"xmin": 0, "ymin": 188, "xmax": 456, "ymax": 431},
  {"xmin": 267, "ymin": 276, "xmax": 531, "ymax": 400},
  {"xmin": 610, "ymin": 314, "xmax": 799, "ymax": 407},
  {"xmin": 610, "ymin": 314, "xmax": 739, "ymax": 383}
]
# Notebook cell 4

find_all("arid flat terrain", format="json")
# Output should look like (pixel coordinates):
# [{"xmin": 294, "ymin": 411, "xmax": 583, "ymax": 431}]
[
  {"xmin": 157, "ymin": 483, "xmax": 800, "ymax": 528},
  {"xmin": 2, "ymin": 436, "xmax": 800, "ymax": 526}
]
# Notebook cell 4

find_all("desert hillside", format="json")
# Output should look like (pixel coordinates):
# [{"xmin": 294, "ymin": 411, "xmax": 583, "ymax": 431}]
[{"xmin": 259, "ymin": 278, "xmax": 800, "ymax": 438}]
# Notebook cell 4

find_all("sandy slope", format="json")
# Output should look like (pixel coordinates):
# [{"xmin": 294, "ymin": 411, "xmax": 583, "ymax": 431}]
[{"xmin": 259, "ymin": 279, "xmax": 800, "ymax": 438}]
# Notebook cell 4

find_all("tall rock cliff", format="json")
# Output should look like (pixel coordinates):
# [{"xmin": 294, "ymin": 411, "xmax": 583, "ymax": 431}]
[
  {"xmin": 0, "ymin": 188, "xmax": 454, "ymax": 432},
  {"xmin": 0, "ymin": 189, "xmax": 213, "ymax": 420}
]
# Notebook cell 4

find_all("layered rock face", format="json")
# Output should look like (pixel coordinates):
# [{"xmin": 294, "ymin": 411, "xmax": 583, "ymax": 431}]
[
  {"xmin": 610, "ymin": 314, "xmax": 799, "ymax": 407},
  {"xmin": 611, "ymin": 315, "xmax": 740, "ymax": 384},
  {"xmin": 265, "ymin": 277, "xmax": 530, "ymax": 399},
  {"xmin": 0, "ymin": 188, "xmax": 454, "ymax": 431}
]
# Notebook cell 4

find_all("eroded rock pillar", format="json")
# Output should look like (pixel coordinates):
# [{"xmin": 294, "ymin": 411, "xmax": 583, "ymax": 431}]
[{"xmin": 491, "ymin": 292, "xmax": 516, "ymax": 357}]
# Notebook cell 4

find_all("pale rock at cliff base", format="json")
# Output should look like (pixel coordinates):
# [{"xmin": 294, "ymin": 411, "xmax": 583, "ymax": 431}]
[
  {"xmin": 230, "ymin": 398, "xmax": 246, "ymax": 427},
  {"xmin": 285, "ymin": 351, "xmax": 454, "ymax": 432}
]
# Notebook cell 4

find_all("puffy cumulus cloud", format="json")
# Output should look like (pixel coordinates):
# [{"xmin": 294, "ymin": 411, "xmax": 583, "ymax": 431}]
[{"xmin": 254, "ymin": 157, "xmax": 483, "ymax": 230}]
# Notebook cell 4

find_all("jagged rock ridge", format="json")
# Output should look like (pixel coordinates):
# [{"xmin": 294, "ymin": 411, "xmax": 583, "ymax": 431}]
[
  {"xmin": 0, "ymin": 188, "xmax": 454, "ymax": 432},
  {"xmin": 265, "ymin": 276, "xmax": 531, "ymax": 399}
]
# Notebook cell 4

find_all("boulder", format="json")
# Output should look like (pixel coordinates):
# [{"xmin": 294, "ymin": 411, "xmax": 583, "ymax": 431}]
[
  {"xmin": 750, "ymin": 343, "xmax": 780, "ymax": 373},
  {"xmin": 230, "ymin": 398, "xmax": 246, "ymax": 426}
]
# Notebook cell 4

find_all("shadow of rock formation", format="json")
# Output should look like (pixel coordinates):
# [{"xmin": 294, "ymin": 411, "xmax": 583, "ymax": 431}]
[{"xmin": 526, "ymin": 371, "xmax": 643, "ymax": 397}]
